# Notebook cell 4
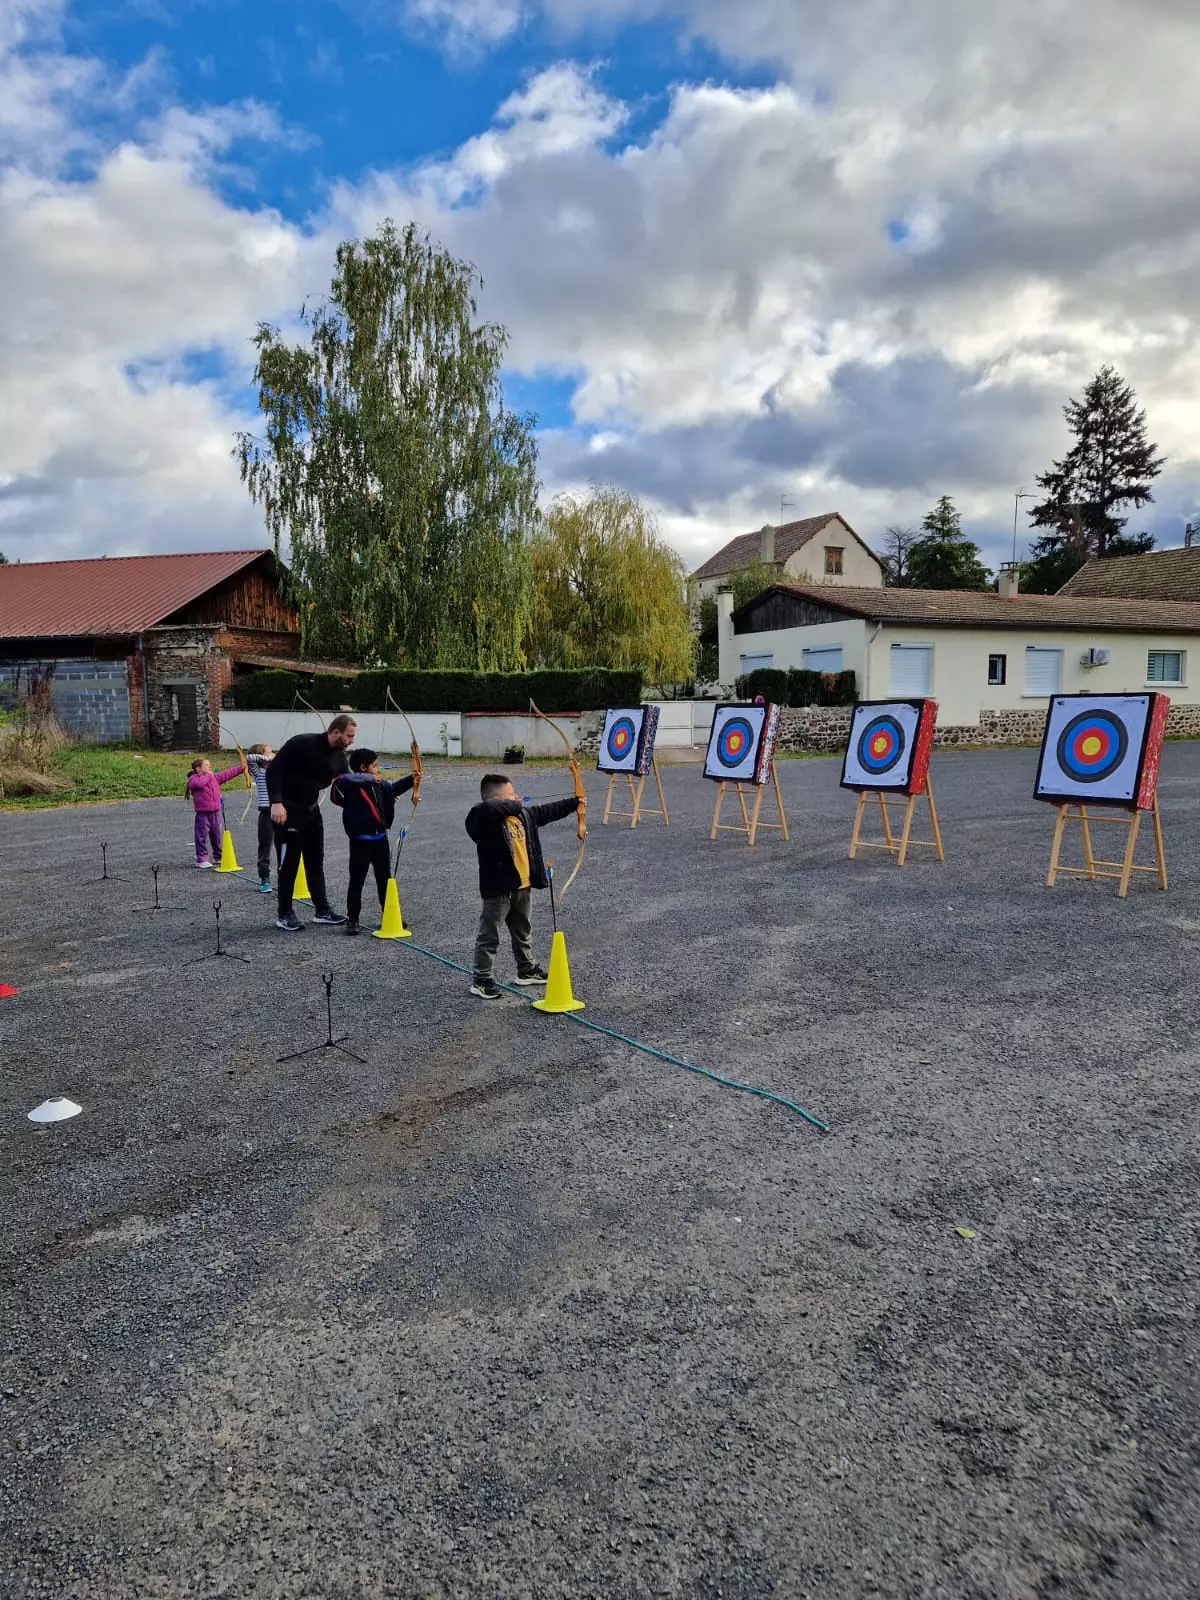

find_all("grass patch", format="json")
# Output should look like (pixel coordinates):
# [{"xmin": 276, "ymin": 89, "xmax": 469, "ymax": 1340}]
[{"xmin": 0, "ymin": 746, "xmax": 248, "ymax": 810}]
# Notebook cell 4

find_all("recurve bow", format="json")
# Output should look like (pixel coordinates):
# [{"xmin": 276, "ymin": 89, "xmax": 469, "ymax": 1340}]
[{"xmin": 528, "ymin": 698, "xmax": 587, "ymax": 900}]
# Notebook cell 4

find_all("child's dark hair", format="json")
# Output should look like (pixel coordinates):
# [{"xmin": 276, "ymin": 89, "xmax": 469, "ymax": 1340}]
[
  {"xmin": 189, "ymin": 758, "xmax": 206, "ymax": 773},
  {"xmin": 349, "ymin": 748, "xmax": 378, "ymax": 773},
  {"xmin": 481, "ymin": 773, "xmax": 512, "ymax": 799}
]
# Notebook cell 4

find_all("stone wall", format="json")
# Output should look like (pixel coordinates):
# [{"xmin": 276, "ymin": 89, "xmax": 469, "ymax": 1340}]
[
  {"xmin": 0, "ymin": 658, "xmax": 132, "ymax": 742},
  {"xmin": 143, "ymin": 626, "xmax": 224, "ymax": 748}
]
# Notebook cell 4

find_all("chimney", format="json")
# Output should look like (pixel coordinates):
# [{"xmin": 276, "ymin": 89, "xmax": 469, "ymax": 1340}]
[
  {"xmin": 760, "ymin": 523, "xmax": 776, "ymax": 565},
  {"xmin": 998, "ymin": 562, "xmax": 1020, "ymax": 600},
  {"xmin": 716, "ymin": 588, "xmax": 736, "ymax": 687}
]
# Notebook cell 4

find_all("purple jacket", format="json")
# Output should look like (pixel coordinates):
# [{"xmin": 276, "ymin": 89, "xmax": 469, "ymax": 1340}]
[{"xmin": 186, "ymin": 765, "xmax": 244, "ymax": 813}]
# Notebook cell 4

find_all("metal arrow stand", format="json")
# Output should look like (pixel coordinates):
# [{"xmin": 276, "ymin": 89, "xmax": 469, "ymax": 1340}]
[
  {"xmin": 89, "ymin": 842, "xmax": 128, "ymax": 884},
  {"xmin": 187, "ymin": 899, "xmax": 250, "ymax": 965},
  {"xmin": 278, "ymin": 972, "xmax": 365, "ymax": 1064},
  {"xmin": 133, "ymin": 865, "xmax": 179, "ymax": 914}
]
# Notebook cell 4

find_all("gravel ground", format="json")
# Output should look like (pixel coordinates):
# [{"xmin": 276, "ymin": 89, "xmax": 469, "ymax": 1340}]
[{"xmin": 2, "ymin": 747, "xmax": 1198, "ymax": 1599}]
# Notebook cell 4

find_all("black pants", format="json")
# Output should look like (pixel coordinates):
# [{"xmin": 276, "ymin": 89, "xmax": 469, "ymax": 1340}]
[
  {"xmin": 274, "ymin": 805, "xmax": 331, "ymax": 916},
  {"xmin": 348, "ymin": 836, "xmax": 391, "ymax": 923},
  {"xmin": 256, "ymin": 808, "xmax": 278, "ymax": 880}
]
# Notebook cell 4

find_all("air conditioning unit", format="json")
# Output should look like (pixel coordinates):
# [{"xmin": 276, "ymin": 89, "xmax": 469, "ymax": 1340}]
[{"xmin": 1081, "ymin": 647, "xmax": 1110, "ymax": 668}]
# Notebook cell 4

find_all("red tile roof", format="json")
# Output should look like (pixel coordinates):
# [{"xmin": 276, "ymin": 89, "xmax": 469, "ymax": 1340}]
[
  {"xmin": 690, "ymin": 513, "xmax": 882, "ymax": 581},
  {"xmin": 0, "ymin": 550, "xmax": 272, "ymax": 639}
]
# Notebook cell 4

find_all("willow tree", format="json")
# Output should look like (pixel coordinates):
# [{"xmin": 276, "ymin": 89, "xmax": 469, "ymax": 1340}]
[
  {"xmin": 236, "ymin": 222, "xmax": 537, "ymax": 667},
  {"xmin": 528, "ymin": 486, "xmax": 694, "ymax": 687}
]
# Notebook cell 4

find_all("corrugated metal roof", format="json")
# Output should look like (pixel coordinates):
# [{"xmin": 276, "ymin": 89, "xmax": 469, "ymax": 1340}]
[
  {"xmin": 739, "ymin": 581, "xmax": 1200, "ymax": 635},
  {"xmin": 0, "ymin": 550, "xmax": 272, "ymax": 639}
]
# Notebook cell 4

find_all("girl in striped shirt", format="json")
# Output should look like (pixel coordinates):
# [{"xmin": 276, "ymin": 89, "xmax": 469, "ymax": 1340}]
[{"xmin": 245, "ymin": 744, "xmax": 277, "ymax": 892}]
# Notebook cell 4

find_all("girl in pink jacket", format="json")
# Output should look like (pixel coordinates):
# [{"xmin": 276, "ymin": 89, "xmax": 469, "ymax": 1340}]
[{"xmin": 186, "ymin": 757, "xmax": 246, "ymax": 868}]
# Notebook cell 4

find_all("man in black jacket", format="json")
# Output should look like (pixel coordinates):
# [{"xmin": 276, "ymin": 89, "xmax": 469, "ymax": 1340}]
[
  {"xmin": 464, "ymin": 773, "xmax": 584, "ymax": 999},
  {"xmin": 266, "ymin": 713, "xmax": 357, "ymax": 930}
]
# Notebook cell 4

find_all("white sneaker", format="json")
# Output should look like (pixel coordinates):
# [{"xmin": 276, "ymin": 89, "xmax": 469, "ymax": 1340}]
[{"xmin": 195, "ymin": 860, "xmax": 213, "ymax": 869}]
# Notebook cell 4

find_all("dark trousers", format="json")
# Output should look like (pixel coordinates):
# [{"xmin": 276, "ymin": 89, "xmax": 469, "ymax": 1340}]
[
  {"xmin": 473, "ymin": 890, "xmax": 536, "ymax": 982},
  {"xmin": 256, "ymin": 808, "xmax": 278, "ymax": 880},
  {"xmin": 274, "ymin": 805, "xmax": 331, "ymax": 916},
  {"xmin": 348, "ymin": 836, "xmax": 391, "ymax": 923}
]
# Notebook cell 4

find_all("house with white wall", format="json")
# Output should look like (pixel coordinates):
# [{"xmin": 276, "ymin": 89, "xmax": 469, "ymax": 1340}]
[
  {"xmin": 690, "ymin": 513, "xmax": 883, "ymax": 602},
  {"xmin": 717, "ymin": 572, "xmax": 1200, "ymax": 726}
]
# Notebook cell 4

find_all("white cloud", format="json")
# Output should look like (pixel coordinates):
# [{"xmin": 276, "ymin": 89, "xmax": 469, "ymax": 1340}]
[
  {"xmin": 3, "ymin": 0, "xmax": 1200, "ymax": 576},
  {"xmin": 403, "ymin": 0, "xmax": 525, "ymax": 51}
]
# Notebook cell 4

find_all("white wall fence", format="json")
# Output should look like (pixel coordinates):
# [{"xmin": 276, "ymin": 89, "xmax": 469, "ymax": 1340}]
[
  {"xmin": 650, "ymin": 700, "xmax": 718, "ymax": 747},
  {"xmin": 219, "ymin": 701, "xmax": 718, "ymax": 757},
  {"xmin": 220, "ymin": 711, "xmax": 462, "ymax": 756}
]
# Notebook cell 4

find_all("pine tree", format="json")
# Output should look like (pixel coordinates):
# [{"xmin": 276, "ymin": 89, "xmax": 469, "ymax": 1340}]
[
  {"xmin": 907, "ymin": 497, "xmax": 991, "ymax": 590},
  {"xmin": 1024, "ymin": 365, "xmax": 1164, "ymax": 592}
]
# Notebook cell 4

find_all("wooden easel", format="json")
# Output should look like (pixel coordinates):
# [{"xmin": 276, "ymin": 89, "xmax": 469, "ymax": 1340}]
[
  {"xmin": 1046, "ymin": 797, "xmax": 1167, "ymax": 899},
  {"xmin": 602, "ymin": 760, "xmax": 669, "ymax": 828},
  {"xmin": 848, "ymin": 776, "xmax": 944, "ymax": 867},
  {"xmin": 710, "ymin": 762, "xmax": 789, "ymax": 847}
]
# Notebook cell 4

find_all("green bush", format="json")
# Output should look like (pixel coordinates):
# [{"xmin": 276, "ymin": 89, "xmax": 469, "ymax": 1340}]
[
  {"xmin": 734, "ymin": 668, "xmax": 790, "ymax": 704},
  {"xmin": 787, "ymin": 668, "xmax": 858, "ymax": 707},
  {"xmin": 231, "ymin": 667, "xmax": 643, "ymax": 713}
]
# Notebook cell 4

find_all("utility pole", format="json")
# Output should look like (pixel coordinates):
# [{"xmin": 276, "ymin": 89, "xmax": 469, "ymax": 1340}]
[{"xmin": 1012, "ymin": 489, "xmax": 1033, "ymax": 563}]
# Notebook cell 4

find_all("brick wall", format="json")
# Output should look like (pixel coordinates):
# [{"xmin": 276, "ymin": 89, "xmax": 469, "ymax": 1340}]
[{"xmin": 0, "ymin": 658, "xmax": 132, "ymax": 742}]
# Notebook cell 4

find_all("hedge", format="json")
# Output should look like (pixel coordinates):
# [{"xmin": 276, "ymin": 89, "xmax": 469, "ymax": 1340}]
[
  {"xmin": 733, "ymin": 667, "xmax": 858, "ymax": 707},
  {"xmin": 232, "ymin": 667, "xmax": 644, "ymax": 714}
]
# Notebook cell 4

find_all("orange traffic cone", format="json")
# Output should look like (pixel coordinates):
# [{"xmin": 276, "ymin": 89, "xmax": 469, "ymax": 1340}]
[
  {"xmin": 372, "ymin": 878, "xmax": 412, "ymax": 940},
  {"xmin": 531, "ymin": 931, "xmax": 585, "ymax": 1014}
]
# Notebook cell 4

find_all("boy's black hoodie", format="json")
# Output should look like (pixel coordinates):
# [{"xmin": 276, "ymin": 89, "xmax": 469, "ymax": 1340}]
[
  {"xmin": 330, "ymin": 771, "xmax": 415, "ymax": 838},
  {"xmin": 465, "ymin": 796, "xmax": 580, "ymax": 898}
]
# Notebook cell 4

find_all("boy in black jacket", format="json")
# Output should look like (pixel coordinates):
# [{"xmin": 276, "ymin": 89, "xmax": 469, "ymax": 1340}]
[
  {"xmin": 464, "ymin": 773, "xmax": 585, "ymax": 999},
  {"xmin": 330, "ymin": 749, "xmax": 418, "ymax": 935}
]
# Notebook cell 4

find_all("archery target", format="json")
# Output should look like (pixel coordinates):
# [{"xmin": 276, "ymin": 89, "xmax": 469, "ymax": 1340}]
[
  {"xmin": 598, "ymin": 707, "xmax": 652, "ymax": 774},
  {"xmin": 841, "ymin": 701, "xmax": 924, "ymax": 790},
  {"xmin": 1035, "ymin": 694, "xmax": 1158, "ymax": 807},
  {"xmin": 704, "ymin": 704, "xmax": 768, "ymax": 783}
]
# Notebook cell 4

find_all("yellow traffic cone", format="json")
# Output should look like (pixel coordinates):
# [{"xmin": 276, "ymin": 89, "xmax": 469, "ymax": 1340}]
[
  {"xmin": 293, "ymin": 854, "xmax": 313, "ymax": 904},
  {"xmin": 214, "ymin": 829, "xmax": 241, "ymax": 874},
  {"xmin": 531, "ymin": 930, "xmax": 585, "ymax": 1013},
  {"xmin": 372, "ymin": 878, "xmax": 412, "ymax": 940}
]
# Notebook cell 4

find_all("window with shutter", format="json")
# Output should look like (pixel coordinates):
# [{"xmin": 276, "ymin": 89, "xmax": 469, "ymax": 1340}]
[
  {"xmin": 803, "ymin": 647, "xmax": 843, "ymax": 674},
  {"xmin": 889, "ymin": 644, "xmax": 932, "ymax": 696},
  {"xmin": 1147, "ymin": 650, "xmax": 1183, "ymax": 684},
  {"xmin": 1023, "ymin": 646, "xmax": 1062, "ymax": 695},
  {"xmin": 739, "ymin": 653, "xmax": 774, "ymax": 675}
]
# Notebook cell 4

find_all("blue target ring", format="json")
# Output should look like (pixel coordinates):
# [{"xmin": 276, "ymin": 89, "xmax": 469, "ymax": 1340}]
[
  {"xmin": 1057, "ymin": 710, "xmax": 1128, "ymax": 783},
  {"xmin": 857, "ymin": 714, "xmax": 906, "ymax": 777},
  {"xmin": 606, "ymin": 715, "xmax": 637, "ymax": 763},
  {"xmin": 716, "ymin": 715, "xmax": 755, "ymax": 769}
]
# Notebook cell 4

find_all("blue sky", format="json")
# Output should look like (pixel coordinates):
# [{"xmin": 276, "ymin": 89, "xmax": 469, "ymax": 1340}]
[{"xmin": 2, "ymin": 0, "xmax": 1199, "ymax": 571}]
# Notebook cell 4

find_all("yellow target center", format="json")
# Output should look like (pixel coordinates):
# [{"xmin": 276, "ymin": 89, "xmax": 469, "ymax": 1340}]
[
  {"xmin": 1081, "ymin": 735, "xmax": 1103, "ymax": 758},
  {"xmin": 871, "ymin": 735, "xmax": 889, "ymax": 754}
]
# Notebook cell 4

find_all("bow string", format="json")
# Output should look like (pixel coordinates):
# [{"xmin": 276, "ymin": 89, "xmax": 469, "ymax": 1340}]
[{"xmin": 528, "ymin": 698, "xmax": 586, "ymax": 900}]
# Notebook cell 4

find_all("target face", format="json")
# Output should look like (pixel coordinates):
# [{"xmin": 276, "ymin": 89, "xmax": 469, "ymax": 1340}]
[
  {"xmin": 704, "ymin": 704, "xmax": 769, "ymax": 783},
  {"xmin": 857, "ymin": 714, "xmax": 906, "ymax": 777},
  {"xmin": 1035, "ymin": 695, "xmax": 1158, "ymax": 806},
  {"xmin": 841, "ymin": 701, "xmax": 925, "ymax": 791},
  {"xmin": 1056, "ymin": 711, "xmax": 1128, "ymax": 783},
  {"xmin": 597, "ymin": 707, "xmax": 656, "ymax": 774}
]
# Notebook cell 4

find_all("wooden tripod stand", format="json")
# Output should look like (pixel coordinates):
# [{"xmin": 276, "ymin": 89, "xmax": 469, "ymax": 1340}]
[
  {"xmin": 1046, "ymin": 796, "xmax": 1167, "ymax": 898},
  {"xmin": 848, "ymin": 776, "xmax": 944, "ymax": 867},
  {"xmin": 710, "ymin": 762, "xmax": 789, "ymax": 847},
  {"xmin": 602, "ymin": 760, "xmax": 669, "ymax": 828}
]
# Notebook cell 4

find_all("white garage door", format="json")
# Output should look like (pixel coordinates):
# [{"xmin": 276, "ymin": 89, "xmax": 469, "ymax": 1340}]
[{"xmin": 889, "ymin": 643, "xmax": 932, "ymax": 696}]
